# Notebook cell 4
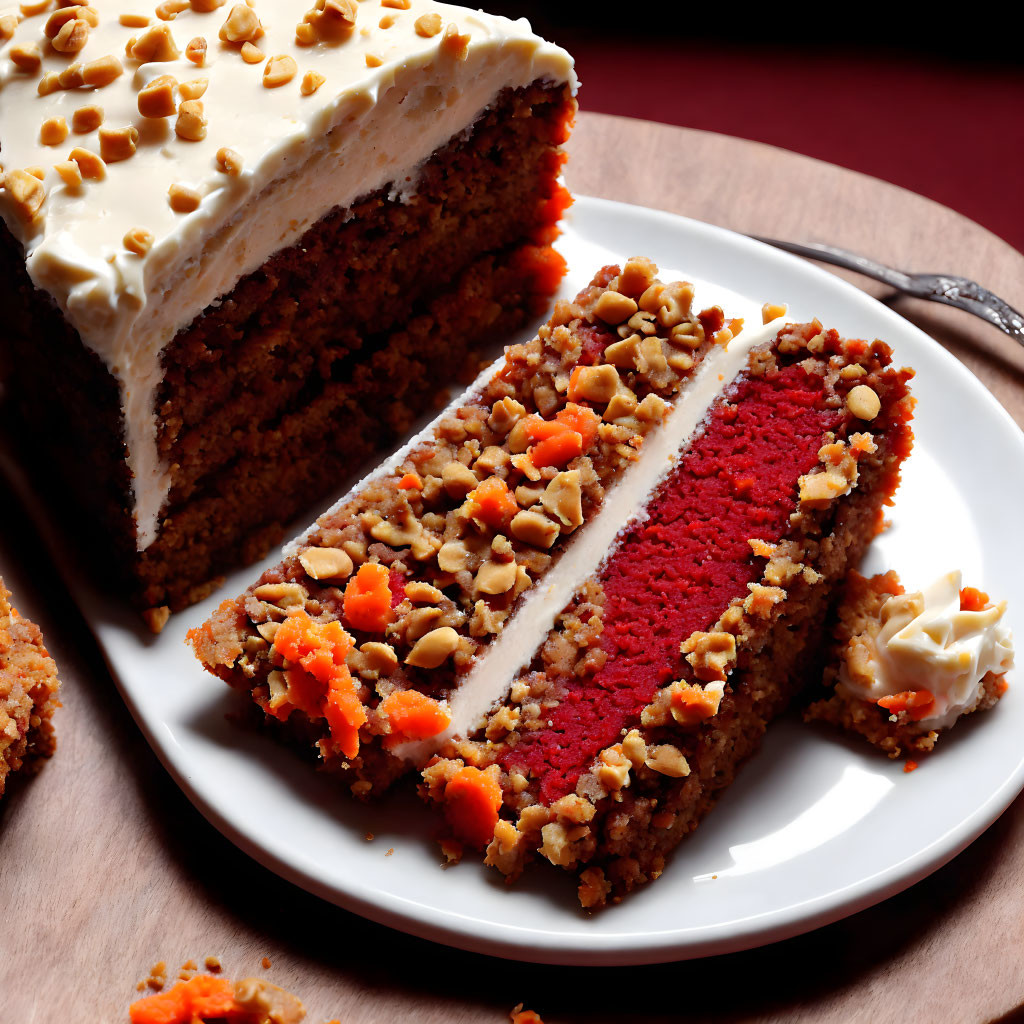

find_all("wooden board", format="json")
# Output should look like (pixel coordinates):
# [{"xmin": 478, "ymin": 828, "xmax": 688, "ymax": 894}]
[{"xmin": 2, "ymin": 111, "xmax": 1023, "ymax": 1024}]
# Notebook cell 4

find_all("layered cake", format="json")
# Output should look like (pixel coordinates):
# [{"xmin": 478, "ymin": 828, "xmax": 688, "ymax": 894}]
[
  {"xmin": 0, "ymin": 576, "xmax": 61, "ymax": 797},
  {"xmin": 192, "ymin": 257, "xmax": 916, "ymax": 902},
  {"xmin": 0, "ymin": 0, "xmax": 576, "ymax": 622},
  {"xmin": 806, "ymin": 569, "xmax": 1013, "ymax": 759}
]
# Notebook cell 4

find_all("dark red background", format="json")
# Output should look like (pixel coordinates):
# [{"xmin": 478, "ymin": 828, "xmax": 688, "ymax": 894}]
[{"xmin": 490, "ymin": 6, "xmax": 1024, "ymax": 255}]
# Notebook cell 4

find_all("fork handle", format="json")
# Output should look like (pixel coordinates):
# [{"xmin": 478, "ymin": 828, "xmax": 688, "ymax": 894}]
[{"xmin": 924, "ymin": 276, "xmax": 1024, "ymax": 344}]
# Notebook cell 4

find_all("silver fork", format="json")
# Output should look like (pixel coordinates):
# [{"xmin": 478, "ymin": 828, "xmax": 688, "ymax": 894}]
[{"xmin": 751, "ymin": 237, "xmax": 1024, "ymax": 346}]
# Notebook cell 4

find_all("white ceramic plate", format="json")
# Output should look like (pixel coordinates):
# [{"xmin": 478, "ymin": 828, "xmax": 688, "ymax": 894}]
[{"xmin": 51, "ymin": 196, "xmax": 1024, "ymax": 965}]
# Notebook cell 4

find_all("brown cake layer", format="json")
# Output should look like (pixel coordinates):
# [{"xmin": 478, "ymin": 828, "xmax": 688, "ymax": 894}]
[
  {"xmin": 0, "ymin": 81, "xmax": 575, "ymax": 616},
  {"xmin": 0, "ymin": 577, "xmax": 60, "ymax": 798}
]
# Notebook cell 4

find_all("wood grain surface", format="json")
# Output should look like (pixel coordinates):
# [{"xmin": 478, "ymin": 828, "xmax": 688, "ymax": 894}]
[{"xmin": 2, "ymin": 112, "xmax": 1023, "ymax": 1024}]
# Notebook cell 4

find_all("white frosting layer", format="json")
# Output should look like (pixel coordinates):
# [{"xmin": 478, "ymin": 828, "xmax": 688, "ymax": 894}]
[
  {"xmin": 0, "ymin": 0, "xmax": 575, "ymax": 548},
  {"xmin": 838, "ymin": 570, "xmax": 1015, "ymax": 730},
  {"xmin": 393, "ymin": 314, "xmax": 788, "ymax": 763}
]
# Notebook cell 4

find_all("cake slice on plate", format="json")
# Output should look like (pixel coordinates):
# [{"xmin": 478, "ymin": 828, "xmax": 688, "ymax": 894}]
[
  {"xmin": 191, "ymin": 257, "xmax": 916, "ymax": 902},
  {"xmin": 0, "ymin": 0, "xmax": 576, "ymax": 622}
]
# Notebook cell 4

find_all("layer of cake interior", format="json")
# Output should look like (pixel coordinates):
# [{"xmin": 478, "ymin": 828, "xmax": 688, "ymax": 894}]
[{"xmin": 503, "ymin": 363, "xmax": 843, "ymax": 804}]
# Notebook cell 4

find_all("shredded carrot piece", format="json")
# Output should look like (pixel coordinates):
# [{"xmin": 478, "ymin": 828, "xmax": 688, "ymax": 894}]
[
  {"xmin": 464, "ymin": 476, "xmax": 519, "ymax": 531},
  {"xmin": 343, "ymin": 563, "xmax": 394, "ymax": 634},
  {"xmin": 398, "ymin": 472, "xmax": 422, "ymax": 490},
  {"xmin": 511, "ymin": 1009, "xmax": 546, "ymax": 1024},
  {"xmin": 904, "ymin": 759, "xmax": 919, "ymax": 773},
  {"xmin": 996, "ymin": 677, "xmax": 1010, "ymax": 696},
  {"xmin": 554, "ymin": 402, "xmax": 599, "ymax": 449},
  {"xmin": 130, "ymin": 976, "xmax": 236, "ymax": 1024},
  {"xmin": 726, "ymin": 316, "xmax": 744, "ymax": 337},
  {"xmin": 443, "ymin": 764, "xmax": 503, "ymax": 848},
  {"xmin": 519, "ymin": 414, "xmax": 585, "ymax": 468},
  {"xmin": 670, "ymin": 683, "xmax": 720, "ymax": 726},
  {"xmin": 512, "ymin": 243, "xmax": 567, "ymax": 292},
  {"xmin": 877, "ymin": 689, "xmax": 936, "ymax": 721},
  {"xmin": 959, "ymin": 587, "xmax": 990, "ymax": 612},
  {"xmin": 271, "ymin": 611, "xmax": 365, "ymax": 758},
  {"xmin": 382, "ymin": 689, "xmax": 451, "ymax": 743}
]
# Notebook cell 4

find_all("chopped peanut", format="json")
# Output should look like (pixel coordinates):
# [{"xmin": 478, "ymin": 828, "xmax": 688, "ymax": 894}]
[
  {"xmin": 175, "ymin": 100, "xmax": 207, "ymax": 141},
  {"xmin": 138, "ymin": 75, "xmax": 177, "ymax": 118},
  {"xmin": 123, "ymin": 227, "xmax": 154, "ymax": 256},
  {"xmin": 847, "ymin": 384, "xmax": 881, "ymax": 421},
  {"xmin": 263, "ymin": 54, "xmax": 297, "ymax": 88},
  {"xmin": 72, "ymin": 104, "xmax": 103, "ymax": 133},
  {"xmin": 10, "ymin": 42, "xmax": 42, "ymax": 72},
  {"xmin": 68, "ymin": 146, "xmax": 105, "ymax": 180},
  {"xmin": 39, "ymin": 117, "xmax": 68, "ymax": 146},
  {"xmin": 414, "ymin": 12, "xmax": 441, "ymax": 36},
  {"xmin": 406, "ymin": 626, "xmax": 460, "ymax": 669},
  {"xmin": 300, "ymin": 70, "xmax": 325, "ymax": 95},
  {"xmin": 168, "ymin": 182, "xmax": 200, "ymax": 212},
  {"xmin": 82, "ymin": 55, "xmax": 124, "ymax": 88},
  {"xmin": 215, "ymin": 147, "xmax": 243, "ymax": 176},
  {"xmin": 99, "ymin": 125, "xmax": 139, "ymax": 162}
]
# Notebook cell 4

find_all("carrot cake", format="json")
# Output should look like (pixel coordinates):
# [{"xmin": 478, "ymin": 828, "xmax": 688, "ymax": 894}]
[
  {"xmin": 805, "ymin": 569, "xmax": 1014, "ymax": 759},
  {"xmin": 0, "ymin": 575, "xmax": 60, "ymax": 797},
  {"xmin": 0, "ymin": 0, "xmax": 576, "ymax": 623},
  {"xmin": 191, "ymin": 257, "xmax": 916, "ymax": 902}
]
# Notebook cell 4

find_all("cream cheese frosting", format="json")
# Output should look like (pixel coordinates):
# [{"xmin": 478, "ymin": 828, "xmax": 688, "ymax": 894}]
[
  {"xmin": 0, "ymin": 0, "xmax": 575, "ymax": 548},
  {"xmin": 838, "ymin": 570, "xmax": 1015, "ymax": 730}
]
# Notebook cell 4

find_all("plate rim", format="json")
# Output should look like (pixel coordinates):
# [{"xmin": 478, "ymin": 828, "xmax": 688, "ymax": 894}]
[{"xmin": 61, "ymin": 194, "xmax": 1024, "ymax": 965}]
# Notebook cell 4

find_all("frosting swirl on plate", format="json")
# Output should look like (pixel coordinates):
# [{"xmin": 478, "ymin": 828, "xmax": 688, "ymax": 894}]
[{"xmin": 839, "ymin": 570, "xmax": 1014, "ymax": 730}]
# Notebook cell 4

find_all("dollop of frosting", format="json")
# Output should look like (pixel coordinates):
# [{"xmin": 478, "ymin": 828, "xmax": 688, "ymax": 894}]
[{"xmin": 839, "ymin": 570, "xmax": 1014, "ymax": 729}]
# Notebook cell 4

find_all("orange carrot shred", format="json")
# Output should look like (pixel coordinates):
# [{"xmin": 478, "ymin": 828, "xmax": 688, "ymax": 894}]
[
  {"xmin": 554, "ymin": 402, "xmax": 599, "ymax": 449},
  {"xmin": 443, "ymin": 765, "xmax": 503, "ymax": 848},
  {"xmin": 398, "ymin": 472, "xmax": 422, "ymax": 490},
  {"xmin": 959, "ymin": 587, "xmax": 990, "ymax": 612},
  {"xmin": 382, "ymin": 689, "xmax": 451, "ymax": 743},
  {"xmin": 130, "ymin": 976, "xmax": 236, "ymax": 1024},
  {"xmin": 343, "ymin": 563, "xmax": 393, "ymax": 634},
  {"xmin": 464, "ymin": 476, "xmax": 519, "ymax": 531},
  {"xmin": 877, "ymin": 689, "xmax": 936, "ymax": 721},
  {"xmin": 904, "ymin": 760, "xmax": 919, "ymax": 773}
]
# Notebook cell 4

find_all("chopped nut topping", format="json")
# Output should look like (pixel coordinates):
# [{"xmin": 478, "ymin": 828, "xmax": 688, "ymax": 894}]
[
  {"xmin": 189, "ymin": 0, "xmax": 225, "ymax": 10},
  {"xmin": 615, "ymin": 257, "xmax": 658, "ymax": 298},
  {"xmin": 131, "ymin": 23, "xmax": 180, "ymax": 61},
  {"xmin": 99, "ymin": 125, "xmax": 139, "ymax": 162},
  {"xmin": 762, "ymin": 302, "xmax": 787, "ymax": 324},
  {"xmin": 57, "ymin": 62, "xmax": 83, "ymax": 88},
  {"xmin": 219, "ymin": 3, "xmax": 261, "ymax": 42},
  {"xmin": 847, "ymin": 384, "xmax": 881, "ymax": 421},
  {"xmin": 68, "ymin": 146, "xmax": 105, "ymax": 180},
  {"xmin": 3, "ymin": 169, "xmax": 46, "ymax": 221},
  {"xmin": 680, "ymin": 630, "xmax": 736, "ymax": 682},
  {"xmin": 405, "ymin": 626, "xmax": 460, "ymax": 669},
  {"xmin": 294, "ymin": 21, "xmax": 315, "ymax": 44},
  {"xmin": 123, "ymin": 227, "xmax": 154, "ymax": 255},
  {"xmin": 71, "ymin": 104, "xmax": 103, "ymax": 133},
  {"xmin": 21, "ymin": 0, "xmax": 54, "ymax": 17},
  {"xmin": 82, "ymin": 55, "xmax": 123, "ymax": 87},
  {"xmin": 253, "ymin": 582, "xmax": 307, "ymax": 607},
  {"xmin": 540, "ymin": 470, "xmax": 583, "ymax": 529},
  {"xmin": 404, "ymin": 581, "xmax": 444, "ymax": 604},
  {"xmin": 440, "ymin": 22, "xmax": 469, "ymax": 60},
  {"xmin": 597, "ymin": 745, "xmax": 631, "ymax": 792},
  {"xmin": 300, "ymin": 69, "xmax": 325, "ymax": 95},
  {"xmin": 138, "ymin": 75, "xmax": 177, "ymax": 118},
  {"xmin": 178, "ymin": 77, "xmax": 208, "ymax": 100},
  {"xmin": 364, "ymin": 53, "xmax": 383, "ymax": 67},
  {"xmin": 119, "ymin": 13, "xmax": 150, "ymax": 27},
  {"xmin": 594, "ymin": 289, "xmax": 638, "ymax": 325},
  {"xmin": 156, "ymin": 0, "xmax": 189, "ymax": 20},
  {"xmin": 378, "ymin": 13, "xmax": 395, "ymax": 27},
  {"xmin": 175, "ymin": 99, "xmax": 207, "ymax": 140},
  {"xmin": 0, "ymin": 14, "xmax": 19, "ymax": 42},
  {"xmin": 185, "ymin": 35, "xmax": 206, "ymax": 64},
  {"xmin": 509, "ymin": 509, "xmax": 559, "ymax": 549},
  {"xmin": 142, "ymin": 606, "xmax": 171, "ymax": 634},
  {"xmin": 54, "ymin": 160, "xmax": 83, "ymax": 187},
  {"xmin": 475, "ymin": 558, "xmax": 517, "ymax": 595},
  {"xmin": 569, "ymin": 364, "xmax": 619, "ymax": 404},
  {"xmin": 10, "ymin": 42, "xmax": 42, "ymax": 72},
  {"xmin": 240, "ymin": 40, "xmax": 264, "ymax": 62},
  {"xmin": 262, "ymin": 54, "xmax": 297, "ymax": 88},
  {"xmin": 168, "ymin": 182, "xmax": 200, "ymax": 212},
  {"xmin": 414, "ymin": 11, "xmax": 441, "ymax": 36},
  {"xmin": 51, "ymin": 16, "xmax": 90, "ymax": 53},
  {"xmin": 487, "ymin": 396, "xmax": 526, "ymax": 436},
  {"xmin": 441, "ymin": 460, "xmax": 477, "ymax": 499},
  {"xmin": 298, "ymin": 545, "xmax": 353, "ymax": 581},
  {"xmin": 621, "ymin": 728, "xmax": 647, "ymax": 768},
  {"xmin": 215, "ymin": 146, "xmax": 243, "ymax": 175},
  {"xmin": 380, "ymin": 0, "xmax": 410, "ymax": 7},
  {"xmin": 37, "ymin": 71, "xmax": 61, "ymax": 95},
  {"xmin": 645, "ymin": 743, "xmax": 690, "ymax": 777},
  {"xmin": 743, "ymin": 582, "xmax": 785, "ymax": 618},
  {"xmin": 44, "ymin": 5, "xmax": 78, "ymax": 38},
  {"xmin": 39, "ymin": 116, "xmax": 68, "ymax": 146}
]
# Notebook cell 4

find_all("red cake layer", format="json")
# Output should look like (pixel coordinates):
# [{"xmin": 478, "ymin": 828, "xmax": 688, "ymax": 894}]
[{"xmin": 504, "ymin": 363, "xmax": 842, "ymax": 803}]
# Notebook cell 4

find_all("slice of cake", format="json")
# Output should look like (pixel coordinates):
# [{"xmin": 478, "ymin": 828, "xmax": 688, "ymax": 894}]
[
  {"xmin": 0, "ymin": 1, "xmax": 576, "ymax": 622},
  {"xmin": 192, "ymin": 257, "xmax": 915, "ymax": 903},
  {"xmin": 805, "ymin": 569, "xmax": 1013, "ymax": 759},
  {"xmin": 0, "ymin": 576, "xmax": 61, "ymax": 798}
]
